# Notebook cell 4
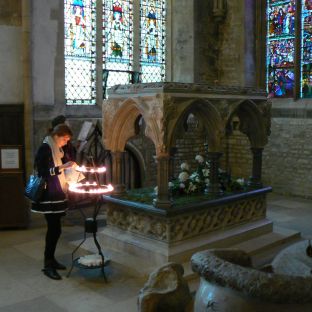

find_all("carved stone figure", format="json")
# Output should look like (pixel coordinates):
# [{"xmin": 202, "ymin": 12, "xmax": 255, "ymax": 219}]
[{"xmin": 138, "ymin": 262, "xmax": 193, "ymax": 312}]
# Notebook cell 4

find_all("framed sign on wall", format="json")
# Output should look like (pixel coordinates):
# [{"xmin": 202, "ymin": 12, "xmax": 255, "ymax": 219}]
[{"xmin": 0, "ymin": 145, "xmax": 22, "ymax": 172}]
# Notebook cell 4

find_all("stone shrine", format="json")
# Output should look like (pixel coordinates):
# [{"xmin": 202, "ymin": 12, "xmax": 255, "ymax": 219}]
[{"xmin": 97, "ymin": 82, "xmax": 274, "ymax": 272}]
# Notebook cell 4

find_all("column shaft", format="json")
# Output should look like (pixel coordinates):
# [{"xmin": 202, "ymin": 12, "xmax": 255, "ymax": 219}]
[
  {"xmin": 248, "ymin": 147, "xmax": 263, "ymax": 188},
  {"xmin": 206, "ymin": 152, "xmax": 223, "ymax": 196},
  {"xmin": 111, "ymin": 151, "xmax": 126, "ymax": 194},
  {"xmin": 153, "ymin": 154, "xmax": 172, "ymax": 209}
]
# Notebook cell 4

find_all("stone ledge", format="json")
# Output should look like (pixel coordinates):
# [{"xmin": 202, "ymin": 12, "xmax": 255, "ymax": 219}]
[
  {"xmin": 191, "ymin": 249, "xmax": 312, "ymax": 304},
  {"xmin": 107, "ymin": 82, "xmax": 267, "ymax": 97},
  {"xmin": 103, "ymin": 186, "xmax": 272, "ymax": 217}
]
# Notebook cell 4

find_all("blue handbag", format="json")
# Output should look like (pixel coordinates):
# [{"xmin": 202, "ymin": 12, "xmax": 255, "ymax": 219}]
[{"xmin": 24, "ymin": 173, "xmax": 46, "ymax": 202}]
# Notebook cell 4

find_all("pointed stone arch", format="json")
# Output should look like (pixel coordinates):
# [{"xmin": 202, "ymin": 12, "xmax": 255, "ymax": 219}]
[
  {"xmin": 103, "ymin": 97, "xmax": 160, "ymax": 153},
  {"xmin": 167, "ymin": 99, "xmax": 224, "ymax": 152},
  {"xmin": 227, "ymin": 99, "xmax": 268, "ymax": 148}
]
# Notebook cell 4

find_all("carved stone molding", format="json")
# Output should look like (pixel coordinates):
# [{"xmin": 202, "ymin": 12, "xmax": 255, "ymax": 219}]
[
  {"xmin": 106, "ymin": 82, "xmax": 267, "ymax": 97},
  {"xmin": 106, "ymin": 194, "xmax": 267, "ymax": 243}
]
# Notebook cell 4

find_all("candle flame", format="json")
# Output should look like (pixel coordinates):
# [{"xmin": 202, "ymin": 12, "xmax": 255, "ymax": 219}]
[
  {"xmin": 76, "ymin": 166, "xmax": 106, "ymax": 173},
  {"xmin": 68, "ymin": 182, "xmax": 114, "ymax": 194}
]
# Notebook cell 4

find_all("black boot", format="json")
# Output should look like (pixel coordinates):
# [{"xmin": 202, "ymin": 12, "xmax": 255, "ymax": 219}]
[
  {"xmin": 52, "ymin": 259, "xmax": 66, "ymax": 270},
  {"xmin": 42, "ymin": 267, "xmax": 62, "ymax": 280}
]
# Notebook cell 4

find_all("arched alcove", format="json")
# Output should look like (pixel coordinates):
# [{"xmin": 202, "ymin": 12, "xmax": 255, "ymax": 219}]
[
  {"xmin": 103, "ymin": 98, "xmax": 160, "ymax": 153},
  {"xmin": 170, "ymin": 113, "xmax": 206, "ymax": 179},
  {"xmin": 168, "ymin": 99, "xmax": 224, "ymax": 153},
  {"xmin": 125, "ymin": 116, "xmax": 157, "ymax": 189},
  {"xmin": 227, "ymin": 99, "xmax": 268, "ymax": 148},
  {"xmin": 222, "ymin": 115, "xmax": 252, "ymax": 179},
  {"xmin": 224, "ymin": 99, "xmax": 269, "ymax": 186}
]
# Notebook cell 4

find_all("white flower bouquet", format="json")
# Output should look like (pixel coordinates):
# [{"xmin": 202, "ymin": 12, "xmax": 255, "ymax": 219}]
[{"xmin": 155, "ymin": 154, "xmax": 247, "ymax": 197}]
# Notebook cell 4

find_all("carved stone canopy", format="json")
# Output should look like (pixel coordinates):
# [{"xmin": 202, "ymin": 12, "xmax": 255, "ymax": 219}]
[
  {"xmin": 103, "ymin": 82, "xmax": 271, "ymax": 155},
  {"xmin": 102, "ymin": 82, "xmax": 271, "ymax": 207}
]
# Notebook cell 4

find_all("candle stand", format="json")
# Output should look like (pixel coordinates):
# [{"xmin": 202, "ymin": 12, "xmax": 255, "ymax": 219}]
[{"xmin": 66, "ymin": 163, "xmax": 113, "ymax": 281}]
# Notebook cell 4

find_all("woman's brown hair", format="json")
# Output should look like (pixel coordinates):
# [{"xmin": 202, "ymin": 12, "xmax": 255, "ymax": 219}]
[{"xmin": 49, "ymin": 123, "xmax": 73, "ymax": 137}]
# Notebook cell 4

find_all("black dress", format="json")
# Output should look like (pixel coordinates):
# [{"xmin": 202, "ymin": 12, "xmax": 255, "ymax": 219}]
[{"xmin": 31, "ymin": 143, "xmax": 68, "ymax": 214}]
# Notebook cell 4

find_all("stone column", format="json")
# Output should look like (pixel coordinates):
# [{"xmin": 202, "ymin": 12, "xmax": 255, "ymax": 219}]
[
  {"xmin": 22, "ymin": 0, "xmax": 34, "ymax": 177},
  {"xmin": 206, "ymin": 152, "xmax": 223, "ymax": 196},
  {"xmin": 169, "ymin": 147, "xmax": 178, "ymax": 181},
  {"xmin": 153, "ymin": 154, "xmax": 172, "ymax": 209},
  {"xmin": 111, "ymin": 151, "xmax": 126, "ymax": 194},
  {"xmin": 248, "ymin": 147, "xmax": 263, "ymax": 188}
]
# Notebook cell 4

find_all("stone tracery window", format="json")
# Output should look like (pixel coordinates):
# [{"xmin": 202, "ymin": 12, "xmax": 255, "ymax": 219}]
[
  {"xmin": 64, "ymin": 0, "xmax": 167, "ymax": 105},
  {"xmin": 301, "ymin": 0, "xmax": 312, "ymax": 98},
  {"xmin": 140, "ymin": 0, "xmax": 166, "ymax": 82},
  {"xmin": 266, "ymin": 0, "xmax": 312, "ymax": 99},
  {"xmin": 103, "ymin": 0, "xmax": 134, "ymax": 90},
  {"xmin": 64, "ymin": 0, "xmax": 97, "ymax": 105}
]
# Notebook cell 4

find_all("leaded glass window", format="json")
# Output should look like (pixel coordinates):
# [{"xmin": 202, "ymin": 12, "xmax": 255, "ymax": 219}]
[
  {"xmin": 64, "ymin": 0, "xmax": 167, "ymax": 104},
  {"xmin": 267, "ymin": 1, "xmax": 296, "ymax": 98},
  {"xmin": 266, "ymin": 0, "xmax": 312, "ymax": 98},
  {"xmin": 140, "ymin": 0, "xmax": 166, "ymax": 82},
  {"xmin": 301, "ymin": 0, "xmax": 312, "ymax": 98},
  {"xmin": 64, "ymin": 0, "xmax": 97, "ymax": 105},
  {"xmin": 103, "ymin": 0, "xmax": 134, "ymax": 89}
]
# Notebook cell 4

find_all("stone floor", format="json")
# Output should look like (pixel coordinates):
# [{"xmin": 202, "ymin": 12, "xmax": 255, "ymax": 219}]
[{"xmin": 0, "ymin": 192, "xmax": 312, "ymax": 312}]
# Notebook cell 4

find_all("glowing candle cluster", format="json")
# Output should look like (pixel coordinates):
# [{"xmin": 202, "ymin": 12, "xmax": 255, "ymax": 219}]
[
  {"xmin": 76, "ymin": 165, "xmax": 107, "ymax": 173},
  {"xmin": 69, "ymin": 182, "xmax": 114, "ymax": 194}
]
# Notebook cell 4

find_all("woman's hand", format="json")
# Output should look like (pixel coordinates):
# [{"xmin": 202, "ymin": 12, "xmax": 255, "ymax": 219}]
[{"xmin": 60, "ymin": 161, "xmax": 77, "ymax": 170}]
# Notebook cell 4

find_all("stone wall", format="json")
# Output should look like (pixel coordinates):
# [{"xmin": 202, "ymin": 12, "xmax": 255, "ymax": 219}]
[
  {"xmin": 0, "ymin": 0, "xmax": 22, "ymax": 104},
  {"xmin": 0, "ymin": 0, "xmax": 21, "ymax": 26},
  {"xmin": 263, "ymin": 116, "xmax": 312, "ymax": 198},
  {"xmin": 194, "ymin": 0, "xmax": 214, "ymax": 83},
  {"xmin": 221, "ymin": 130, "xmax": 252, "ymax": 180},
  {"xmin": 219, "ymin": 0, "xmax": 245, "ymax": 86},
  {"xmin": 194, "ymin": 0, "xmax": 256, "ymax": 87},
  {"xmin": 170, "ymin": 0, "xmax": 194, "ymax": 82},
  {"xmin": 174, "ymin": 115, "xmax": 206, "ymax": 177}
]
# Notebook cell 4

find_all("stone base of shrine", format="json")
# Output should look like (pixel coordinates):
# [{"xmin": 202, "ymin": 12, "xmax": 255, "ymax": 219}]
[
  {"xmin": 79, "ymin": 187, "xmax": 274, "ymax": 274},
  {"xmin": 93, "ymin": 218, "xmax": 273, "ymax": 275},
  {"xmin": 72, "ymin": 187, "xmax": 297, "ymax": 277}
]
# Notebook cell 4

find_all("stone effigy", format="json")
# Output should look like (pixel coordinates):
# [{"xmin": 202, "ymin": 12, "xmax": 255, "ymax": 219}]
[
  {"xmin": 137, "ymin": 262, "xmax": 193, "ymax": 312},
  {"xmin": 191, "ymin": 249, "xmax": 312, "ymax": 312}
]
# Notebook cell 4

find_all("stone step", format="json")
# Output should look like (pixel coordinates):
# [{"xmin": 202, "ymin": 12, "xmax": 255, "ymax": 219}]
[
  {"xmin": 176, "ymin": 220, "xmax": 276, "ymax": 286},
  {"xmin": 182, "ymin": 226, "xmax": 302, "ymax": 292},
  {"xmin": 232, "ymin": 226, "xmax": 301, "ymax": 267},
  {"xmin": 70, "ymin": 218, "xmax": 274, "ymax": 276},
  {"xmin": 170, "ymin": 218, "xmax": 273, "ymax": 263}
]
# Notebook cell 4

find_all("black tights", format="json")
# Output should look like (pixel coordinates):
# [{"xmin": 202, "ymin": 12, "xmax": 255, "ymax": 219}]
[{"xmin": 44, "ymin": 213, "xmax": 63, "ymax": 263}]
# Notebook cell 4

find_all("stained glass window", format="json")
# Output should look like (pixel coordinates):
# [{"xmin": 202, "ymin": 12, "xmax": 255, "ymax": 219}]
[
  {"xmin": 103, "ymin": 0, "xmax": 133, "ymax": 91},
  {"xmin": 140, "ymin": 0, "xmax": 166, "ymax": 82},
  {"xmin": 64, "ymin": 0, "xmax": 167, "ymax": 104},
  {"xmin": 301, "ymin": 0, "xmax": 312, "ymax": 98},
  {"xmin": 266, "ymin": 0, "xmax": 312, "ymax": 99},
  {"xmin": 64, "ymin": 0, "xmax": 97, "ymax": 105},
  {"xmin": 266, "ymin": 0, "xmax": 296, "ymax": 98}
]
